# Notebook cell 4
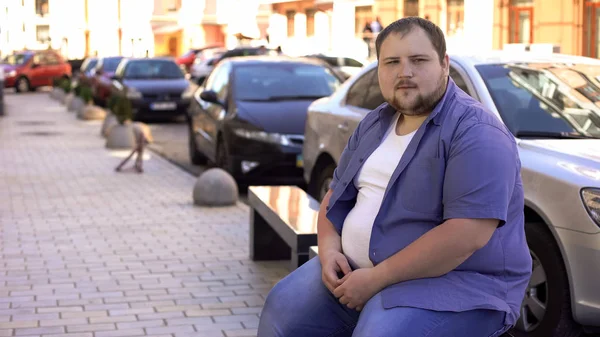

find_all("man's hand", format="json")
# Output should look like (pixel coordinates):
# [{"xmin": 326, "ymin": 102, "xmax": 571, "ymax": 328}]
[
  {"xmin": 320, "ymin": 250, "xmax": 352, "ymax": 293},
  {"xmin": 333, "ymin": 268, "xmax": 382, "ymax": 311}
]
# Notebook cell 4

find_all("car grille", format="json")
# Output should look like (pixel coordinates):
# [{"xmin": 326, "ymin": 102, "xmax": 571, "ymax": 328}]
[
  {"xmin": 143, "ymin": 93, "xmax": 180, "ymax": 100},
  {"xmin": 288, "ymin": 135, "xmax": 304, "ymax": 146}
]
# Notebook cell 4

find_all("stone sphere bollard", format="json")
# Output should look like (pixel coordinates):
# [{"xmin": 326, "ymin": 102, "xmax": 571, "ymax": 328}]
[{"xmin": 193, "ymin": 168, "xmax": 238, "ymax": 206}]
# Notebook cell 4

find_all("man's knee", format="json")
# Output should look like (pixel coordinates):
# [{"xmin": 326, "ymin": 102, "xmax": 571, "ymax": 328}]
[{"xmin": 259, "ymin": 258, "xmax": 326, "ymax": 336}]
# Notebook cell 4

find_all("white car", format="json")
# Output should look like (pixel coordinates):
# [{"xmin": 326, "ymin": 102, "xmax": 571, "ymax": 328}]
[
  {"xmin": 190, "ymin": 50, "xmax": 225, "ymax": 84},
  {"xmin": 302, "ymin": 51, "xmax": 600, "ymax": 337}
]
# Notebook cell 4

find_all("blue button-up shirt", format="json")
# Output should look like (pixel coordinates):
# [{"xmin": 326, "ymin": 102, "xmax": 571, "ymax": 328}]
[{"xmin": 326, "ymin": 79, "xmax": 532, "ymax": 327}]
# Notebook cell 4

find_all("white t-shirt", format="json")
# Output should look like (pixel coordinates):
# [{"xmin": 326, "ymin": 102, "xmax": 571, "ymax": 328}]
[{"xmin": 341, "ymin": 113, "xmax": 416, "ymax": 268}]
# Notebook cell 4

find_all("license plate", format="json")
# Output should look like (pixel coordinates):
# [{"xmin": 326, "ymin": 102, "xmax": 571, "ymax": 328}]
[
  {"xmin": 296, "ymin": 154, "xmax": 303, "ymax": 168},
  {"xmin": 150, "ymin": 102, "xmax": 177, "ymax": 110}
]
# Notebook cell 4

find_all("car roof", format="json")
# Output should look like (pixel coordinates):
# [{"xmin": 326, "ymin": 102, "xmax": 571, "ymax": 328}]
[
  {"xmin": 126, "ymin": 57, "xmax": 176, "ymax": 62},
  {"xmin": 226, "ymin": 55, "xmax": 329, "ymax": 67},
  {"xmin": 451, "ymin": 51, "xmax": 600, "ymax": 66}
]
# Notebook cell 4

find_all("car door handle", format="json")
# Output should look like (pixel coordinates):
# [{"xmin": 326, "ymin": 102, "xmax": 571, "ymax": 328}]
[{"xmin": 337, "ymin": 122, "xmax": 349, "ymax": 131}]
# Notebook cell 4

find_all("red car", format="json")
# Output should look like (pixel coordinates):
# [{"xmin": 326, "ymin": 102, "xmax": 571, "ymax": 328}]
[
  {"xmin": 2, "ymin": 50, "xmax": 71, "ymax": 93},
  {"xmin": 175, "ymin": 45, "xmax": 222, "ymax": 73}
]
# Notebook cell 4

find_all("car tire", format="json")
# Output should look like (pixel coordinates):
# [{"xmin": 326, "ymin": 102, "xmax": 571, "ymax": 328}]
[
  {"xmin": 187, "ymin": 122, "xmax": 207, "ymax": 165},
  {"xmin": 310, "ymin": 163, "xmax": 336, "ymax": 202},
  {"xmin": 15, "ymin": 77, "xmax": 30, "ymax": 93},
  {"xmin": 510, "ymin": 223, "xmax": 582, "ymax": 337}
]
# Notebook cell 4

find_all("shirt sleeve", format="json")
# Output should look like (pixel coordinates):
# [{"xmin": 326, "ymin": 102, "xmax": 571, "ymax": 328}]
[
  {"xmin": 442, "ymin": 122, "xmax": 519, "ymax": 226},
  {"xmin": 329, "ymin": 123, "xmax": 361, "ymax": 192}
]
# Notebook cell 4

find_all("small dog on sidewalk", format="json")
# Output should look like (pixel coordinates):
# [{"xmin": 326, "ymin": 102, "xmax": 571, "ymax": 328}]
[{"xmin": 114, "ymin": 123, "xmax": 153, "ymax": 173}]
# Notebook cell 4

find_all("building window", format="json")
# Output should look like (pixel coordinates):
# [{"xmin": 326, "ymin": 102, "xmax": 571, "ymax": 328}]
[
  {"xmin": 509, "ymin": 0, "xmax": 533, "ymax": 44},
  {"xmin": 404, "ymin": 0, "xmax": 419, "ymax": 17},
  {"xmin": 446, "ymin": 0, "xmax": 464, "ymax": 37},
  {"xmin": 36, "ymin": 25, "xmax": 49, "ymax": 43},
  {"xmin": 286, "ymin": 10, "xmax": 295, "ymax": 37},
  {"xmin": 36, "ymin": 0, "xmax": 49, "ymax": 16},
  {"xmin": 167, "ymin": 0, "xmax": 181, "ymax": 12},
  {"xmin": 584, "ymin": 0, "xmax": 600, "ymax": 58},
  {"xmin": 306, "ymin": 9, "xmax": 316, "ymax": 37},
  {"xmin": 355, "ymin": 5, "xmax": 372, "ymax": 36}
]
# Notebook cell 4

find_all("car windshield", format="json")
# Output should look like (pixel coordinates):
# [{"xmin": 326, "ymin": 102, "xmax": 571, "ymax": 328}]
[
  {"xmin": 85, "ymin": 59, "xmax": 98, "ymax": 72},
  {"xmin": 476, "ymin": 63, "xmax": 600, "ymax": 138},
  {"xmin": 234, "ymin": 63, "xmax": 342, "ymax": 101},
  {"xmin": 123, "ymin": 60, "xmax": 184, "ymax": 79},
  {"xmin": 103, "ymin": 57, "xmax": 123, "ymax": 72},
  {"xmin": 2, "ymin": 54, "xmax": 31, "ymax": 65}
]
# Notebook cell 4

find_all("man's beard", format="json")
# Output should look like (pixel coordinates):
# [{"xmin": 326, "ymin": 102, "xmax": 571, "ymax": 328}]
[{"xmin": 389, "ymin": 75, "xmax": 447, "ymax": 116}]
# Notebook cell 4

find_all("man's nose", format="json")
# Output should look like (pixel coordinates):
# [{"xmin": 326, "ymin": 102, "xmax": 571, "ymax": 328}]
[{"xmin": 397, "ymin": 62, "xmax": 413, "ymax": 78}]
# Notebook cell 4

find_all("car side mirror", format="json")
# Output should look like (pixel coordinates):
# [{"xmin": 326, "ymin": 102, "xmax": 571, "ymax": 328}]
[
  {"xmin": 200, "ymin": 90, "xmax": 224, "ymax": 106},
  {"xmin": 31, "ymin": 63, "xmax": 40, "ymax": 69}
]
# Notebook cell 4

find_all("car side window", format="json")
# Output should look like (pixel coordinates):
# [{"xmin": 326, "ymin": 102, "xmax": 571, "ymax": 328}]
[
  {"xmin": 345, "ymin": 68, "xmax": 376, "ymax": 108},
  {"xmin": 33, "ymin": 53, "xmax": 48, "ymax": 65},
  {"xmin": 363, "ymin": 71, "xmax": 385, "ymax": 110},
  {"xmin": 209, "ymin": 63, "xmax": 231, "ymax": 102},
  {"xmin": 44, "ymin": 53, "xmax": 59, "ymax": 65},
  {"xmin": 449, "ymin": 66, "xmax": 473, "ymax": 97}
]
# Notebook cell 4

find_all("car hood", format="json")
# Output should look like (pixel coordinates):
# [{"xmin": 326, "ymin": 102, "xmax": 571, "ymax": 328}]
[
  {"xmin": 520, "ymin": 139, "xmax": 600, "ymax": 180},
  {"xmin": 1, "ymin": 65, "xmax": 18, "ymax": 72},
  {"xmin": 123, "ymin": 79, "xmax": 189, "ymax": 94},
  {"xmin": 236, "ymin": 100, "xmax": 315, "ymax": 134}
]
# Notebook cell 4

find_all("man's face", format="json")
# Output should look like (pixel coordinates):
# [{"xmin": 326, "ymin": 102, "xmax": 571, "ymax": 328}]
[{"xmin": 378, "ymin": 27, "xmax": 449, "ymax": 116}]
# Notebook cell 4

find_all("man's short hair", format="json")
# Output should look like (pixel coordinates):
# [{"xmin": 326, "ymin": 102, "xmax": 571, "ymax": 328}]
[{"xmin": 375, "ymin": 16, "xmax": 447, "ymax": 63}]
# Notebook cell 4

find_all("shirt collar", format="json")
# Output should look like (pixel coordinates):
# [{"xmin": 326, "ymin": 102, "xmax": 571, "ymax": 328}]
[{"xmin": 378, "ymin": 77, "xmax": 457, "ymax": 130}]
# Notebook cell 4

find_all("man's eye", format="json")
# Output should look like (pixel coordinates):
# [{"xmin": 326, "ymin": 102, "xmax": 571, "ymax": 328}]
[
  {"xmin": 386, "ymin": 60, "xmax": 399, "ymax": 64},
  {"xmin": 413, "ymin": 59, "xmax": 426, "ymax": 63}
]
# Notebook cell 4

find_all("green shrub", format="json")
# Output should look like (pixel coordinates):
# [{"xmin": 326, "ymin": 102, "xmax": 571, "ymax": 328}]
[
  {"xmin": 52, "ymin": 77, "xmax": 61, "ymax": 88},
  {"xmin": 79, "ymin": 85, "xmax": 93, "ymax": 104},
  {"xmin": 107, "ymin": 94, "xmax": 119, "ymax": 112},
  {"xmin": 60, "ymin": 78, "xmax": 72, "ymax": 93},
  {"xmin": 112, "ymin": 94, "xmax": 133, "ymax": 124},
  {"xmin": 73, "ymin": 83, "xmax": 81, "ymax": 97}
]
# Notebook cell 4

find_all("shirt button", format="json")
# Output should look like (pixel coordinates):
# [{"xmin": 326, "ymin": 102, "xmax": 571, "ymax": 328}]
[
  {"xmin": 343, "ymin": 181, "xmax": 348, "ymax": 186},
  {"xmin": 359, "ymin": 158, "xmax": 364, "ymax": 163}
]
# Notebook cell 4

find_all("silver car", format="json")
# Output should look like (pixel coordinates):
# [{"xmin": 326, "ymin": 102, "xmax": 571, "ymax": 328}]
[{"xmin": 302, "ymin": 51, "xmax": 600, "ymax": 337}]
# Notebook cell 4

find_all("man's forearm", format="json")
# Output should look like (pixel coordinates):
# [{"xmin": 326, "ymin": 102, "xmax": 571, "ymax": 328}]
[
  {"xmin": 317, "ymin": 190, "xmax": 342, "ymax": 259},
  {"xmin": 373, "ymin": 218, "xmax": 497, "ymax": 289}
]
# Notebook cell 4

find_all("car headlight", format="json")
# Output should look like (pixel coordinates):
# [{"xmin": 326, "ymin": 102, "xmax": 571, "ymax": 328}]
[
  {"xmin": 126, "ymin": 88, "xmax": 142, "ymax": 99},
  {"xmin": 6, "ymin": 70, "xmax": 16, "ymax": 78},
  {"xmin": 581, "ymin": 188, "xmax": 600, "ymax": 226},
  {"xmin": 233, "ymin": 129, "xmax": 291, "ymax": 146}
]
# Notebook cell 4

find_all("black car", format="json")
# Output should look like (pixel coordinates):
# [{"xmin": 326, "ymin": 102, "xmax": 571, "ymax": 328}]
[
  {"xmin": 110, "ymin": 58, "xmax": 191, "ymax": 120},
  {"xmin": 215, "ymin": 46, "xmax": 279, "ymax": 65},
  {"xmin": 187, "ymin": 56, "xmax": 343, "ymax": 184}
]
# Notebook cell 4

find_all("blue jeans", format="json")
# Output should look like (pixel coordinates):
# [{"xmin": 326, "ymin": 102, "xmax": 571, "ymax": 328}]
[{"xmin": 258, "ymin": 257, "xmax": 509, "ymax": 337}]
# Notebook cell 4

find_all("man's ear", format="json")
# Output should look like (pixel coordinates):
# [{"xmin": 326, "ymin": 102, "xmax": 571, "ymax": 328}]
[{"xmin": 442, "ymin": 54, "xmax": 450, "ymax": 76}]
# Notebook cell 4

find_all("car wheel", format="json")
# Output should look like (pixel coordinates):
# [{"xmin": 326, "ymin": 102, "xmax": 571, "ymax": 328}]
[
  {"xmin": 187, "ymin": 123, "xmax": 207, "ymax": 165},
  {"xmin": 15, "ymin": 77, "xmax": 30, "ymax": 93},
  {"xmin": 310, "ymin": 163, "xmax": 335, "ymax": 202},
  {"xmin": 510, "ymin": 223, "xmax": 582, "ymax": 337}
]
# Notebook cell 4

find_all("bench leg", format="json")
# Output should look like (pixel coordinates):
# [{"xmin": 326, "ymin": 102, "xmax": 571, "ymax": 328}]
[
  {"xmin": 250, "ymin": 209, "xmax": 291, "ymax": 261},
  {"xmin": 291, "ymin": 251, "xmax": 311, "ymax": 271}
]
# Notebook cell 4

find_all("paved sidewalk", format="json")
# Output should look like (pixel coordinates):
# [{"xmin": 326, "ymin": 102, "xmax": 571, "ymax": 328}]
[{"xmin": 0, "ymin": 92, "xmax": 289, "ymax": 337}]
